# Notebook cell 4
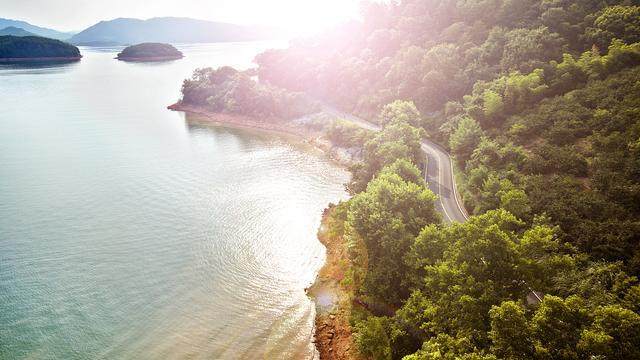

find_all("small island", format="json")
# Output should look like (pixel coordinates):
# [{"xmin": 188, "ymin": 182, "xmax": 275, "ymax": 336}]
[
  {"xmin": 0, "ymin": 35, "xmax": 81, "ymax": 61},
  {"xmin": 116, "ymin": 43, "xmax": 183, "ymax": 62}
]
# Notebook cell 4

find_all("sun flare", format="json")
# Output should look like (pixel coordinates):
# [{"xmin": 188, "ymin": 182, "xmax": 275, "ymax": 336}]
[
  {"xmin": 196, "ymin": 0, "xmax": 362, "ymax": 35},
  {"xmin": 255, "ymin": 0, "xmax": 361, "ymax": 34}
]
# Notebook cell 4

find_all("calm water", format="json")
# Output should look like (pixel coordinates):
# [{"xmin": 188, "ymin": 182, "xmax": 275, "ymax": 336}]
[{"xmin": 0, "ymin": 43, "xmax": 349, "ymax": 359}]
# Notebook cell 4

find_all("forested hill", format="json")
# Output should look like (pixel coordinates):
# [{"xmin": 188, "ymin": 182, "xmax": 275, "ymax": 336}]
[
  {"xmin": 256, "ymin": 2, "xmax": 640, "ymax": 117},
  {"xmin": 182, "ymin": 1, "xmax": 640, "ymax": 358},
  {"xmin": 256, "ymin": 2, "xmax": 640, "ymax": 276},
  {"xmin": 116, "ymin": 43, "xmax": 183, "ymax": 61},
  {"xmin": 0, "ymin": 36, "xmax": 81, "ymax": 59}
]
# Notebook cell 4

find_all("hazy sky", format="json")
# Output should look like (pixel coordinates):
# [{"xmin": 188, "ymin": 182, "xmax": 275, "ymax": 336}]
[{"xmin": 2, "ymin": 0, "xmax": 362, "ymax": 33}]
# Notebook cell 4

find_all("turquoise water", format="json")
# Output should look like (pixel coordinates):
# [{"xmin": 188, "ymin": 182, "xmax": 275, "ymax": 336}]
[{"xmin": 0, "ymin": 43, "xmax": 349, "ymax": 359}]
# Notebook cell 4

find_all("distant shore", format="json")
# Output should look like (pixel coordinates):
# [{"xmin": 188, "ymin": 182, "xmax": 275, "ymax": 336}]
[
  {"xmin": 168, "ymin": 102, "xmax": 358, "ymax": 359},
  {"xmin": 0, "ymin": 56, "xmax": 82, "ymax": 62}
]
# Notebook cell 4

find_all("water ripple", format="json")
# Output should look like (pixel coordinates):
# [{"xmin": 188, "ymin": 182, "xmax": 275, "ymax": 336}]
[{"xmin": 0, "ymin": 44, "xmax": 349, "ymax": 359}]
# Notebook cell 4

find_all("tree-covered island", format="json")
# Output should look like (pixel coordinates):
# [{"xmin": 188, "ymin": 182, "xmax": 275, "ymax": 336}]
[
  {"xmin": 0, "ymin": 35, "xmax": 81, "ymax": 61},
  {"xmin": 116, "ymin": 43, "xmax": 184, "ymax": 61}
]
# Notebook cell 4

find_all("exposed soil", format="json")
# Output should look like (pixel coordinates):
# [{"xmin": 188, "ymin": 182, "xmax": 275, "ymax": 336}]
[{"xmin": 308, "ymin": 209, "xmax": 361, "ymax": 360}]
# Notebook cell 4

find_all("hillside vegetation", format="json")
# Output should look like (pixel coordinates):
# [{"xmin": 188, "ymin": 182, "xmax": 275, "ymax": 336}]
[
  {"xmin": 0, "ymin": 36, "xmax": 80, "ymax": 59},
  {"xmin": 181, "ymin": 1, "xmax": 640, "ymax": 358},
  {"xmin": 179, "ymin": 66, "xmax": 317, "ymax": 119},
  {"xmin": 116, "ymin": 43, "xmax": 183, "ymax": 60}
]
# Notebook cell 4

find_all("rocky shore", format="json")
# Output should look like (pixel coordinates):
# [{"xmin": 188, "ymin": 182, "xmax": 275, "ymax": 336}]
[{"xmin": 308, "ymin": 207, "xmax": 360, "ymax": 360}]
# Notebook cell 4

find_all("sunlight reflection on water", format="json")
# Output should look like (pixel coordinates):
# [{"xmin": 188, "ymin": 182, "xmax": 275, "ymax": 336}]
[{"xmin": 0, "ymin": 43, "xmax": 349, "ymax": 359}]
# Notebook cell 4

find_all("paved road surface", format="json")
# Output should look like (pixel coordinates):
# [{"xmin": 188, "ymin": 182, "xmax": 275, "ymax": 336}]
[{"xmin": 323, "ymin": 106, "xmax": 469, "ymax": 223}]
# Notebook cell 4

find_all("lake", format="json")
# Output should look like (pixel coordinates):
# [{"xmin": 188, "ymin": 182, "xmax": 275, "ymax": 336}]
[{"xmin": 0, "ymin": 43, "xmax": 350, "ymax": 359}]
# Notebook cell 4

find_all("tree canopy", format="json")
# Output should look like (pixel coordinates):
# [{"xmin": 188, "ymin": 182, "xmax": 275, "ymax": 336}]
[
  {"xmin": 116, "ymin": 42, "xmax": 183, "ymax": 60},
  {"xmin": 181, "ymin": 1, "xmax": 640, "ymax": 358},
  {"xmin": 0, "ymin": 35, "xmax": 80, "ymax": 59},
  {"xmin": 179, "ymin": 66, "xmax": 316, "ymax": 119}
]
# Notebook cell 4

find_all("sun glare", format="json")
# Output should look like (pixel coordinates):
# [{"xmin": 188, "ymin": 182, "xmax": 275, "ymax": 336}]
[
  {"xmin": 266, "ymin": 0, "xmax": 361, "ymax": 34},
  {"xmin": 196, "ymin": 0, "xmax": 362, "ymax": 36}
]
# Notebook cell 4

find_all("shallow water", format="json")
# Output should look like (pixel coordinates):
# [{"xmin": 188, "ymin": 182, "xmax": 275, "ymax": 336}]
[{"xmin": 0, "ymin": 43, "xmax": 350, "ymax": 359}]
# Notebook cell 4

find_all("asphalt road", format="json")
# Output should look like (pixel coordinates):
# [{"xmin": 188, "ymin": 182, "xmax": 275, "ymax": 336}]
[{"xmin": 323, "ymin": 106, "xmax": 469, "ymax": 223}]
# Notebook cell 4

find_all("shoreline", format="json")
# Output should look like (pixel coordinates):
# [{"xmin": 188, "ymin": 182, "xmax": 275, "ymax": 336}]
[
  {"xmin": 117, "ymin": 55, "xmax": 184, "ymax": 62},
  {"xmin": 0, "ymin": 56, "xmax": 82, "ymax": 62},
  {"xmin": 168, "ymin": 103, "xmax": 312, "ymax": 138},
  {"xmin": 168, "ymin": 103, "xmax": 357, "ymax": 359},
  {"xmin": 308, "ymin": 207, "xmax": 359, "ymax": 359},
  {"xmin": 168, "ymin": 103, "xmax": 358, "ymax": 168}
]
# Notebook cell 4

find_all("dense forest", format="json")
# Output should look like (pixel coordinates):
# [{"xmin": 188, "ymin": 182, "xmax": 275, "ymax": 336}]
[
  {"xmin": 322, "ymin": 101, "xmax": 640, "ymax": 360},
  {"xmin": 179, "ymin": 66, "xmax": 316, "ymax": 119},
  {"xmin": 0, "ymin": 35, "xmax": 80, "ymax": 59},
  {"xmin": 181, "ymin": 1, "xmax": 640, "ymax": 358}
]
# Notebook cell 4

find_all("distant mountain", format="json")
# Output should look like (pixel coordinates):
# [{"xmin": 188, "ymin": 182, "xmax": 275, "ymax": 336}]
[
  {"xmin": 69, "ymin": 17, "xmax": 282, "ymax": 45},
  {"xmin": 0, "ymin": 26, "xmax": 36, "ymax": 37},
  {"xmin": 0, "ymin": 18, "xmax": 74, "ymax": 40}
]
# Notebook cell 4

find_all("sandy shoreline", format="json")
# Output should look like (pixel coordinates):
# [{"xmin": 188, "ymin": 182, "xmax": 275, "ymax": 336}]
[{"xmin": 168, "ymin": 103, "xmax": 357, "ymax": 359}]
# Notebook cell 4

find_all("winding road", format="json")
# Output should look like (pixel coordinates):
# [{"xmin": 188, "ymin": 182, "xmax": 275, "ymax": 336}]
[{"xmin": 322, "ymin": 106, "xmax": 469, "ymax": 223}]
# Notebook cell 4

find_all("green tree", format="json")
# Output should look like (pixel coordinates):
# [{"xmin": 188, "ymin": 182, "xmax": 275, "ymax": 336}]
[
  {"xmin": 531, "ymin": 296, "xmax": 590, "ymax": 359},
  {"xmin": 348, "ymin": 171, "xmax": 439, "ymax": 303},
  {"xmin": 380, "ymin": 100, "xmax": 423, "ymax": 127},
  {"xmin": 586, "ymin": 6, "xmax": 640, "ymax": 49},
  {"xmin": 578, "ymin": 305, "xmax": 640, "ymax": 359},
  {"xmin": 482, "ymin": 90, "xmax": 504, "ymax": 119},
  {"xmin": 352, "ymin": 118, "xmax": 425, "ymax": 192},
  {"xmin": 355, "ymin": 316, "xmax": 393, "ymax": 360},
  {"xmin": 499, "ymin": 188, "xmax": 532, "ymax": 220},
  {"xmin": 379, "ymin": 158, "xmax": 426, "ymax": 186},
  {"xmin": 449, "ymin": 117, "xmax": 484, "ymax": 163},
  {"xmin": 489, "ymin": 301, "xmax": 535, "ymax": 359}
]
